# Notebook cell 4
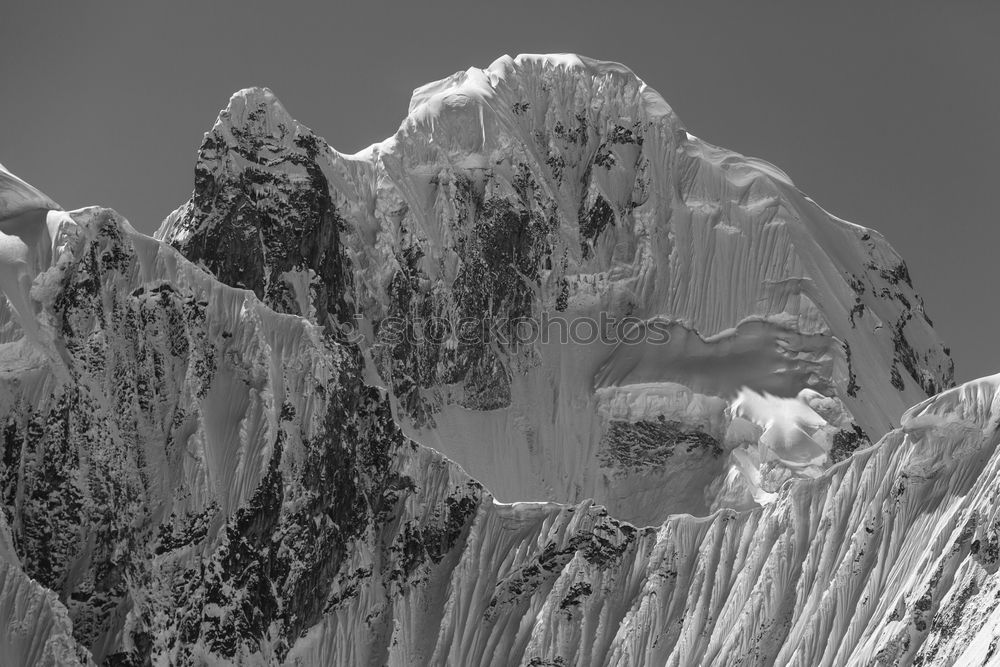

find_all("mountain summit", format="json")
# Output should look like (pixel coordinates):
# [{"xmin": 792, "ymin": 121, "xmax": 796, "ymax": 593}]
[{"xmin": 0, "ymin": 55, "xmax": 986, "ymax": 666}]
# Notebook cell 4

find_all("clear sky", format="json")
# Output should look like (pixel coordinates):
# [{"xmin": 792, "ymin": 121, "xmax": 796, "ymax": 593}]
[{"xmin": 2, "ymin": 2, "xmax": 997, "ymax": 380}]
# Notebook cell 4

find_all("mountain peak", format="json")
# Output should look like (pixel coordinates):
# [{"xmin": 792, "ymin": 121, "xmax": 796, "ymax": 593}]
[
  {"xmin": 406, "ymin": 53, "xmax": 674, "ymax": 114},
  {"xmin": 196, "ymin": 85, "xmax": 309, "ymax": 169},
  {"xmin": 218, "ymin": 86, "xmax": 292, "ymax": 128},
  {"xmin": 393, "ymin": 52, "xmax": 682, "ymax": 167}
]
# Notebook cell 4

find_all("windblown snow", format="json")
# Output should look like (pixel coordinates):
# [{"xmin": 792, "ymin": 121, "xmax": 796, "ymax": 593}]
[{"xmin": 0, "ymin": 53, "xmax": 987, "ymax": 666}]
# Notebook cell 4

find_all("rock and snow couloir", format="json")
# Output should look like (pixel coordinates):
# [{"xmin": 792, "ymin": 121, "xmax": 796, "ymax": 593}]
[{"xmin": 0, "ymin": 54, "xmax": 988, "ymax": 666}]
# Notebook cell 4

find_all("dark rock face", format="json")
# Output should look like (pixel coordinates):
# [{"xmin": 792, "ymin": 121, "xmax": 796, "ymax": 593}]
[
  {"xmin": 849, "ymin": 232, "xmax": 955, "ymax": 397},
  {"xmin": 598, "ymin": 418, "xmax": 722, "ymax": 470},
  {"xmin": 829, "ymin": 424, "xmax": 870, "ymax": 464},
  {"xmin": 371, "ymin": 173, "xmax": 562, "ymax": 423},
  {"xmin": 166, "ymin": 96, "xmax": 352, "ymax": 331}
]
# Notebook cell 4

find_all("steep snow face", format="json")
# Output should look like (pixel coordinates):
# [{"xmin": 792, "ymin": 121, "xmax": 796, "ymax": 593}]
[{"xmin": 159, "ymin": 54, "xmax": 952, "ymax": 522}]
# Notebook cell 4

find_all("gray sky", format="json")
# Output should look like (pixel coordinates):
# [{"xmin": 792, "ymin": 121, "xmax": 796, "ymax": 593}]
[{"xmin": 2, "ymin": 2, "xmax": 997, "ymax": 381}]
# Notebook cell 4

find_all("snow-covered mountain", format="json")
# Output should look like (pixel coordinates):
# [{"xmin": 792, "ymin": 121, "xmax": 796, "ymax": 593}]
[
  {"xmin": 160, "ymin": 54, "xmax": 950, "ymax": 524},
  {"xmin": 0, "ymin": 54, "xmax": 988, "ymax": 666}
]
